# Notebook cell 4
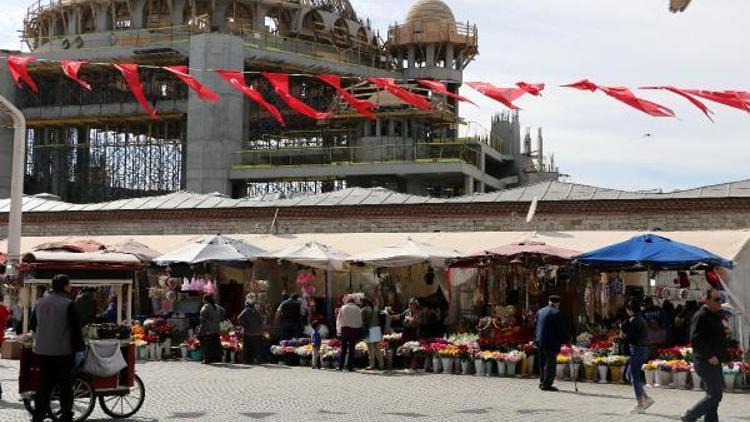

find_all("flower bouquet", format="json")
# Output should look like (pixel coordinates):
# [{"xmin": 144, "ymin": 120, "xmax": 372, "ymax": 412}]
[
  {"xmin": 594, "ymin": 356, "xmax": 608, "ymax": 383},
  {"xmin": 519, "ymin": 343, "xmax": 537, "ymax": 377},
  {"xmin": 582, "ymin": 351, "xmax": 597, "ymax": 382},
  {"xmin": 723, "ymin": 364, "xmax": 740, "ymax": 392},
  {"xmin": 436, "ymin": 345, "xmax": 460, "ymax": 374},
  {"xmin": 670, "ymin": 360, "xmax": 691, "ymax": 388},
  {"xmin": 383, "ymin": 333, "xmax": 403, "ymax": 350},
  {"xmin": 642, "ymin": 361, "xmax": 658, "ymax": 386},
  {"xmin": 556, "ymin": 354, "xmax": 570, "ymax": 380},
  {"xmin": 656, "ymin": 361, "xmax": 673, "ymax": 387},
  {"xmin": 657, "ymin": 346, "xmax": 684, "ymax": 361}
]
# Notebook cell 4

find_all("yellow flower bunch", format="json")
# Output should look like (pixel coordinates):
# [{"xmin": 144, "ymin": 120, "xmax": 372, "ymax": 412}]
[
  {"xmin": 593, "ymin": 356, "xmax": 606, "ymax": 366},
  {"xmin": 556, "ymin": 354, "xmax": 571, "ymax": 364},
  {"xmin": 642, "ymin": 360, "xmax": 659, "ymax": 371},
  {"xmin": 478, "ymin": 350, "xmax": 502, "ymax": 360},
  {"xmin": 437, "ymin": 345, "xmax": 460, "ymax": 358}
]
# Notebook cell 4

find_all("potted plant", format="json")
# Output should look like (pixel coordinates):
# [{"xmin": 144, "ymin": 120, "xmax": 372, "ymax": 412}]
[
  {"xmin": 595, "ymin": 357, "xmax": 608, "ymax": 383},
  {"xmin": 723, "ymin": 364, "xmax": 739, "ymax": 393},
  {"xmin": 555, "ymin": 354, "xmax": 570, "ymax": 380},
  {"xmin": 656, "ymin": 362, "xmax": 673, "ymax": 388},
  {"xmin": 605, "ymin": 355, "xmax": 628, "ymax": 384},
  {"xmin": 519, "ymin": 343, "xmax": 537, "ymax": 377},
  {"xmin": 478, "ymin": 351, "xmax": 497, "ymax": 376},
  {"xmin": 495, "ymin": 353, "xmax": 507, "ymax": 377},
  {"xmin": 642, "ymin": 361, "xmax": 658, "ymax": 386},
  {"xmin": 671, "ymin": 361, "xmax": 691, "ymax": 389},
  {"xmin": 436, "ymin": 344, "xmax": 459, "ymax": 374},
  {"xmin": 582, "ymin": 351, "xmax": 597, "ymax": 382}
]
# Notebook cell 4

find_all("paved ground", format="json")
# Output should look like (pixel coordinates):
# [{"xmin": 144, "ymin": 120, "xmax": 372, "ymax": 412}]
[{"xmin": 1, "ymin": 359, "xmax": 749, "ymax": 422}]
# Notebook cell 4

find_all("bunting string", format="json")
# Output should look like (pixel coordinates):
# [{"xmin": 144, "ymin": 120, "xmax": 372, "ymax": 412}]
[{"xmin": 2, "ymin": 54, "xmax": 749, "ymax": 121}]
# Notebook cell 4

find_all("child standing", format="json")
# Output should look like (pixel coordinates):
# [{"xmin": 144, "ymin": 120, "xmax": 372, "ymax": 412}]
[{"xmin": 311, "ymin": 320, "xmax": 322, "ymax": 369}]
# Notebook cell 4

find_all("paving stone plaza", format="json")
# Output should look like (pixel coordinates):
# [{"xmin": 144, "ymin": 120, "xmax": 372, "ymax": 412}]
[{"xmin": 1, "ymin": 360, "xmax": 749, "ymax": 421}]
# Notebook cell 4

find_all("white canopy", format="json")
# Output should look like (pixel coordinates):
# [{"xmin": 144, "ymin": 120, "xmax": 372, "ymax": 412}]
[
  {"xmin": 153, "ymin": 235, "xmax": 266, "ymax": 265},
  {"xmin": 260, "ymin": 241, "xmax": 350, "ymax": 270},
  {"xmin": 350, "ymin": 237, "xmax": 462, "ymax": 268}
]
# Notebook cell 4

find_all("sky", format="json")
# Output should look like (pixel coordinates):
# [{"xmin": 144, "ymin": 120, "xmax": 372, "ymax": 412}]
[{"xmin": 1, "ymin": 0, "xmax": 748, "ymax": 192}]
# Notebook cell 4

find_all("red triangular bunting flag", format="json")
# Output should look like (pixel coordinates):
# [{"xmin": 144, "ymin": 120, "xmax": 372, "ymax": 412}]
[
  {"xmin": 562, "ymin": 79, "xmax": 674, "ymax": 117},
  {"xmin": 113, "ymin": 64, "xmax": 156, "ymax": 118},
  {"xmin": 163, "ymin": 66, "xmax": 219, "ymax": 101},
  {"xmin": 262, "ymin": 72, "xmax": 330, "ymax": 120},
  {"xmin": 516, "ymin": 81, "xmax": 545, "ymax": 96},
  {"xmin": 466, "ymin": 82, "xmax": 527, "ymax": 109},
  {"xmin": 215, "ymin": 70, "xmax": 285, "ymax": 126},
  {"xmin": 682, "ymin": 89, "xmax": 750, "ymax": 113},
  {"xmin": 368, "ymin": 77, "xmax": 432, "ymax": 110},
  {"xmin": 8, "ymin": 55, "xmax": 38, "ymax": 92},
  {"xmin": 60, "ymin": 60, "xmax": 91, "ymax": 90},
  {"xmin": 416, "ymin": 79, "xmax": 477, "ymax": 106},
  {"xmin": 317, "ymin": 74, "xmax": 377, "ymax": 120},
  {"xmin": 641, "ymin": 86, "xmax": 714, "ymax": 121}
]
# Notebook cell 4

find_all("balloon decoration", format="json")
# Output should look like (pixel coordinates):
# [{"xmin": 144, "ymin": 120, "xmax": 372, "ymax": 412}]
[{"xmin": 4, "ymin": 54, "xmax": 750, "ymax": 121}]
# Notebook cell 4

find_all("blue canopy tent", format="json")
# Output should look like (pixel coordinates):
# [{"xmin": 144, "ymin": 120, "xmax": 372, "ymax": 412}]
[{"xmin": 573, "ymin": 234, "xmax": 734, "ymax": 270}]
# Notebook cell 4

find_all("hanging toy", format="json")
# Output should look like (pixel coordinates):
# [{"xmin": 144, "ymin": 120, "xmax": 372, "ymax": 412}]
[
  {"xmin": 181, "ymin": 278, "xmax": 190, "ymax": 291},
  {"xmin": 705, "ymin": 267, "xmax": 722, "ymax": 289}
]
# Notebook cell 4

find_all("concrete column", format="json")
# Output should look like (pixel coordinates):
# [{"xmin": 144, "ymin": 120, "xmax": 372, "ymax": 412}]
[
  {"xmin": 66, "ymin": 9, "xmax": 79, "ymax": 35},
  {"xmin": 254, "ymin": 3, "xmax": 268, "ymax": 31},
  {"xmin": 186, "ymin": 33, "xmax": 245, "ymax": 195},
  {"xmin": 375, "ymin": 119, "xmax": 382, "ymax": 137},
  {"xmin": 426, "ymin": 44, "xmax": 435, "ymax": 68},
  {"xmin": 213, "ymin": 0, "xmax": 231, "ymax": 32},
  {"xmin": 0, "ymin": 63, "xmax": 17, "ymax": 198},
  {"xmin": 131, "ymin": 0, "xmax": 147, "ymax": 29},
  {"xmin": 445, "ymin": 44, "xmax": 454, "ymax": 69},
  {"xmin": 464, "ymin": 175, "xmax": 474, "ymax": 195},
  {"xmin": 48, "ymin": 19, "xmax": 56, "ymax": 38},
  {"xmin": 362, "ymin": 121, "xmax": 370, "ymax": 137},
  {"xmin": 94, "ymin": 3, "xmax": 110, "ymax": 32},
  {"xmin": 387, "ymin": 119, "xmax": 395, "ymax": 137},
  {"xmin": 171, "ymin": 0, "xmax": 186, "ymax": 26},
  {"xmin": 396, "ymin": 48, "xmax": 404, "ymax": 70},
  {"xmin": 407, "ymin": 45, "xmax": 415, "ymax": 68}
]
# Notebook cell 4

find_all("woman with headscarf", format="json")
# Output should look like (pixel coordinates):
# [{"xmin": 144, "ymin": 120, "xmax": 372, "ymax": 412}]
[{"xmin": 198, "ymin": 294, "xmax": 225, "ymax": 364}]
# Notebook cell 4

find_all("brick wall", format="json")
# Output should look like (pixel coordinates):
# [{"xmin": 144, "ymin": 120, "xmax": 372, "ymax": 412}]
[{"xmin": 0, "ymin": 197, "xmax": 748, "ymax": 236}]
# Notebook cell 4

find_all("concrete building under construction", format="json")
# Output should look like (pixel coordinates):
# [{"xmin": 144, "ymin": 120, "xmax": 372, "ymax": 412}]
[{"xmin": 0, "ymin": 0, "xmax": 558, "ymax": 203}]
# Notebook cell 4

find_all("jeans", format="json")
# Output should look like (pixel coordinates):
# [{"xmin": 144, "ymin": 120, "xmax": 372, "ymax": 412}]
[
  {"xmin": 339, "ymin": 327, "xmax": 360, "ymax": 370},
  {"xmin": 34, "ymin": 354, "xmax": 75, "ymax": 422},
  {"xmin": 538, "ymin": 348, "xmax": 559, "ymax": 389},
  {"xmin": 684, "ymin": 359, "xmax": 724, "ymax": 422},
  {"xmin": 243, "ymin": 335, "xmax": 263, "ymax": 364},
  {"xmin": 312, "ymin": 348, "xmax": 320, "ymax": 368},
  {"xmin": 629, "ymin": 345, "xmax": 649, "ymax": 399}
]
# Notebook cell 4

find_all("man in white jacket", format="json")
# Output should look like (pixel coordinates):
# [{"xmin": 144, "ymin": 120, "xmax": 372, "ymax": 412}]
[{"xmin": 337, "ymin": 296, "xmax": 362, "ymax": 371}]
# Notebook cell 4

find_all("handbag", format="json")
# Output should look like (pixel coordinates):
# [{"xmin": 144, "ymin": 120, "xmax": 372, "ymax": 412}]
[{"xmin": 82, "ymin": 339, "xmax": 127, "ymax": 377}]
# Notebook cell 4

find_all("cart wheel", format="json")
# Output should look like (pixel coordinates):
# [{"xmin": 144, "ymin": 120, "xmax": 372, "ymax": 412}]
[
  {"xmin": 22, "ymin": 398, "xmax": 35, "ymax": 415},
  {"xmin": 98, "ymin": 374, "xmax": 145, "ymax": 419},
  {"xmin": 49, "ymin": 378, "xmax": 95, "ymax": 422}
]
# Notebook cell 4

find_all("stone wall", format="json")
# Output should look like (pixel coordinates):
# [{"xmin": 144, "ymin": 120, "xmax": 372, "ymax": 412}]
[{"xmin": 0, "ymin": 198, "xmax": 748, "ymax": 236}]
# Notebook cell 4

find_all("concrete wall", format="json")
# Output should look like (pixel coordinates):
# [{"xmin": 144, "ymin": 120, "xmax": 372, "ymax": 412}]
[
  {"xmin": 185, "ymin": 33, "xmax": 246, "ymax": 195},
  {"xmin": 0, "ymin": 63, "xmax": 17, "ymax": 198}
]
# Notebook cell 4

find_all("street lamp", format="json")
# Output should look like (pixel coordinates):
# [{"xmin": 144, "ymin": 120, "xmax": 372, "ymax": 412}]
[{"xmin": 0, "ymin": 94, "xmax": 26, "ymax": 278}]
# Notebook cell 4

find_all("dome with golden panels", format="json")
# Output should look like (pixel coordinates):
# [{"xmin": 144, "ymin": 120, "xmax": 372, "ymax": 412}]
[{"xmin": 405, "ymin": 0, "xmax": 456, "ymax": 25}]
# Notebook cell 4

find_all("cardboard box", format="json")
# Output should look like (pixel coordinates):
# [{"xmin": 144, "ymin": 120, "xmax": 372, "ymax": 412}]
[{"xmin": 1, "ymin": 340, "xmax": 23, "ymax": 360}]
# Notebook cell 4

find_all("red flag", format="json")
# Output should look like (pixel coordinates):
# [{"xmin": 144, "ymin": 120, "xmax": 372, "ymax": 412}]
[
  {"xmin": 368, "ymin": 77, "xmax": 432, "ymax": 111},
  {"xmin": 516, "ymin": 81, "xmax": 545, "ymax": 96},
  {"xmin": 682, "ymin": 89, "xmax": 750, "ymax": 113},
  {"xmin": 560, "ymin": 79, "xmax": 599, "ymax": 92},
  {"xmin": 60, "ymin": 60, "xmax": 91, "ymax": 90},
  {"xmin": 163, "ymin": 65, "xmax": 219, "ymax": 101},
  {"xmin": 262, "ymin": 72, "xmax": 330, "ymax": 120},
  {"xmin": 7, "ymin": 55, "xmax": 37, "ymax": 92},
  {"xmin": 416, "ymin": 79, "xmax": 477, "ymax": 106},
  {"xmin": 641, "ymin": 86, "xmax": 714, "ymax": 121},
  {"xmin": 466, "ymin": 82, "xmax": 526, "ymax": 110},
  {"xmin": 215, "ymin": 70, "xmax": 285, "ymax": 126},
  {"xmin": 562, "ymin": 79, "xmax": 674, "ymax": 117},
  {"xmin": 113, "ymin": 64, "xmax": 156, "ymax": 118},
  {"xmin": 317, "ymin": 74, "xmax": 377, "ymax": 120}
]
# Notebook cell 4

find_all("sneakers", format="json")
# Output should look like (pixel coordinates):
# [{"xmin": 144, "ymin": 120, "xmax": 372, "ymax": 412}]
[
  {"xmin": 642, "ymin": 397, "xmax": 655, "ymax": 410},
  {"xmin": 629, "ymin": 405, "xmax": 645, "ymax": 414}
]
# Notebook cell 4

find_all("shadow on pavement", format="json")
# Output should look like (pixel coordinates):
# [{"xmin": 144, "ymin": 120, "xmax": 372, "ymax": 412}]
[
  {"xmin": 319, "ymin": 409, "xmax": 348, "ymax": 415},
  {"xmin": 600, "ymin": 411, "xmax": 681, "ymax": 421},
  {"xmin": 383, "ymin": 412, "xmax": 429, "ymax": 418},
  {"xmin": 557, "ymin": 389, "xmax": 632, "ymax": 401},
  {"xmin": 169, "ymin": 411, "xmax": 207, "ymax": 419},
  {"xmin": 456, "ymin": 407, "xmax": 493, "ymax": 415},
  {"xmin": 239, "ymin": 412, "xmax": 276, "ymax": 419}
]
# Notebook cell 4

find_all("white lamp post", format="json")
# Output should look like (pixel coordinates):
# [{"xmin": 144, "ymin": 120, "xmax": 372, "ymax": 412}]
[{"xmin": 0, "ymin": 94, "xmax": 26, "ymax": 277}]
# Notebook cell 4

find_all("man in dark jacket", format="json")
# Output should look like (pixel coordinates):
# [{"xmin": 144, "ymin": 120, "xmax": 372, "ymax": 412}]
[
  {"xmin": 30, "ymin": 274, "xmax": 85, "ymax": 422},
  {"xmin": 682, "ymin": 288, "xmax": 730, "ymax": 422},
  {"xmin": 238, "ymin": 296, "xmax": 264, "ymax": 364},
  {"xmin": 535, "ymin": 295, "xmax": 570, "ymax": 391},
  {"xmin": 74, "ymin": 287, "xmax": 97, "ymax": 326},
  {"xmin": 276, "ymin": 294, "xmax": 303, "ymax": 340}
]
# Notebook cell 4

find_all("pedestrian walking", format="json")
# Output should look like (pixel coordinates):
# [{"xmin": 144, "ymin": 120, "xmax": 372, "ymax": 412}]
[
  {"xmin": 535, "ymin": 295, "xmax": 570, "ymax": 392},
  {"xmin": 336, "ymin": 296, "xmax": 362, "ymax": 371},
  {"xmin": 0, "ymin": 292, "xmax": 10, "ymax": 400},
  {"xmin": 361, "ymin": 297, "xmax": 384, "ymax": 370},
  {"xmin": 237, "ymin": 295, "xmax": 264, "ymax": 364},
  {"xmin": 30, "ymin": 274, "xmax": 85, "ymax": 422},
  {"xmin": 198, "ymin": 294, "xmax": 225, "ymax": 364},
  {"xmin": 621, "ymin": 300, "xmax": 654, "ymax": 414},
  {"xmin": 682, "ymin": 288, "xmax": 730, "ymax": 422},
  {"xmin": 311, "ymin": 320, "xmax": 322, "ymax": 369}
]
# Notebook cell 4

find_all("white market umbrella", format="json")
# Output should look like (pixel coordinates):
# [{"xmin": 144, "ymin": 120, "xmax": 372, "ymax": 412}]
[
  {"xmin": 153, "ymin": 235, "xmax": 266, "ymax": 265},
  {"xmin": 350, "ymin": 237, "xmax": 462, "ymax": 268},
  {"xmin": 260, "ymin": 241, "xmax": 350, "ymax": 271}
]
